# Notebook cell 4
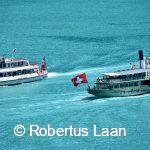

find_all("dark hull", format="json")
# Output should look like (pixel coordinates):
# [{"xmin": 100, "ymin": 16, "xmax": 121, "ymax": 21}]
[{"xmin": 88, "ymin": 86, "xmax": 150, "ymax": 98}]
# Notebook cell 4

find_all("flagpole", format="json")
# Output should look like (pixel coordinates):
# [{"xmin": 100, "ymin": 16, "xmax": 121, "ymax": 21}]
[{"xmin": 12, "ymin": 48, "xmax": 16, "ymax": 58}]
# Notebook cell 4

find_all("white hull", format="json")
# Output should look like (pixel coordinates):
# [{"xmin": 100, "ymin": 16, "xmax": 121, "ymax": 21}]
[{"xmin": 0, "ymin": 72, "xmax": 47, "ymax": 86}]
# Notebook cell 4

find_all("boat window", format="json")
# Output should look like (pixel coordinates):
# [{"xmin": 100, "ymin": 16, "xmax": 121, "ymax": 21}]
[
  {"xmin": 143, "ymin": 72, "xmax": 146, "ymax": 77},
  {"xmin": 25, "ymin": 69, "xmax": 33, "ymax": 74},
  {"xmin": 7, "ymin": 63, "xmax": 9, "ymax": 68},
  {"xmin": 14, "ymin": 62, "xmax": 17, "ymax": 67},
  {"xmin": 21, "ymin": 61, "xmax": 23, "ymax": 66},
  {"xmin": 137, "ymin": 73, "xmax": 145, "ymax": 78},
  {"xmin": 114, "ymin": 84, "xmax": 119, "ymax": 88},
  {"xmin": 5, "ymin": 73, "xmax": 8, "ymax": 77},
  {"xmin": 0, "ymin": 73, "xmax": 3, "ymax": 77},
  {"xmin": 141, "ymin": 81, "xmax": 145, "ymax": 85},
  {"xmin": 12, "ymin": 72, "xmax": 16, "ymax": 76},
  {"xmin": 0, "ymin": 64, "xmax": 2, "ymax": 68},
  {"xmin": 129, "ymin": 82, "xmax": 134, "ymax": 87},
  {"xmin": 8, "ymin": 72, "xmax": 12, "ymax": 76},
  {"xmin": 18, "ymin": 62, "xmax": 22, "ymax": 66},
  {"xmin": 31, "ymin": 69, "xmax": 34, "ymax": 73},
  {"xmin": 23, "ymin": 61, "xmax": 28, "ymax": 66},
  {"xmin": 15, "ymin": 71, "xmax": 18, "ymax": 75},
  {"xmin": 108, "ymin": 85, "xmax": 113, "ymax": 88},
  {"xmin": 22, "ymin": 70, "xmax": 26, "ymax": 74},
  {"xmin": 125, "ymin": 83, "xmax": 128, "ymax": 87},
  {"xmin": 120, "ymin": 83, "xmax": 125, "ymax": 88},
  {"xmin": 129, "ymin": 74, "xmax": 132, "ymax": 78},
  {"xmin": 3, "ymin": 73, "xmax": 6, "ymax": 77},
  {"xmin": 25, "ymin": 70, "xmax": 29, "ymax": 74},
  {"xmin": 18, "ymin": 70, "xmax": 22, "ymax": 75},
  {"xmin": 2, "ymin": 63, "xmax": 6, "ymax": 68},
  {"xmin": 11, "ymin": 63, "xmax": 14, "ymax": 67},
  {"xmin": 139, "ymin": 73, "xmax": 143, "ymax": 78}
]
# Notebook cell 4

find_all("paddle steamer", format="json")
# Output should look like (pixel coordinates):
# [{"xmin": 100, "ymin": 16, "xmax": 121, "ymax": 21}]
[
  {"xmin": 88, "ymin": 50, "xmax": 150, "ymax": 97},
  {"xmin": 0, "ymin": 56, "xmax": 47, "ymax": 86}
]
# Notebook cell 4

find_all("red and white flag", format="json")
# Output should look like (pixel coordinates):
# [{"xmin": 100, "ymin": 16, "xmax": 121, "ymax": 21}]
[{"xmin": 71, "ymin": 73, "xmax": 88, "ymax": 87}]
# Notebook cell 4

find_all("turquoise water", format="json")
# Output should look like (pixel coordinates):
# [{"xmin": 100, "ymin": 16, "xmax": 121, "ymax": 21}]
[{"xmin": 0, "ymin": 0, "xmax": 150, "ymax": 149}]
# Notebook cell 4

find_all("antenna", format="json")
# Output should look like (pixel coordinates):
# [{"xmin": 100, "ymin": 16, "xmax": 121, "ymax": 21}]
[{"xmin": 12, "ymin": 48, "xmax": 17, "ymax": 58}]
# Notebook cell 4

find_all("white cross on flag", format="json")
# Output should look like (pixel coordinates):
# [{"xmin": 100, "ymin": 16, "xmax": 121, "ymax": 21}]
[{"xmin": 71, "ymin": 73, "xmax": 88, "ymax": 87}]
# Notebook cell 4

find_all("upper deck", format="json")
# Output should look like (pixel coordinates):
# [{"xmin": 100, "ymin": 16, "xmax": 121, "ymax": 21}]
[
  {"xmin": 101, "ymin": 68, "xmax": 150, "ymax": 84},
  {"xmin": 0, "ymin": 57, "xmax": 40, "ymax": 78},
  {"xmin": 105, "ymin": 68, "xmax": 150, "ymax": 77},
  {"xmin": 0, "ymin": 57, "xmax": 30, "ymax": 69},
  {"xmin": 104, "ymin": 56, "xmax": 150, "ymax": 79},
  {"xmin": 94, "ymin": 51, "xmax": 150, "ymax": 89}
]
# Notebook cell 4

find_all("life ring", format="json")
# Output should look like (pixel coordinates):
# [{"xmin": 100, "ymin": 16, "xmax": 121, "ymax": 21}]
[{"xmin": 144, "ymin": 76, "xmax": 149, "ymax": 80}]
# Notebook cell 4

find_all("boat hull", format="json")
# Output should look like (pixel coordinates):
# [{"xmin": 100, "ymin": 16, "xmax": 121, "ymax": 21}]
[
  {"xmin": 88, "ymin": 86, "xmax": 150, "ymax": 98},
  {"xmin": 0, "ymin": 73, "xmax": 47, "ymax": 86}
]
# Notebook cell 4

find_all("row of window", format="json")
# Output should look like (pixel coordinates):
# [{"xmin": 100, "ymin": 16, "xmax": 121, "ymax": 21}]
[
  {"xmin": 0, "ymin": 69, "xmax": 35, "ymax": 77},
  {"xmin": 109, "ymin": 81, "xmax": 140, "ymax": 89},
  {"xmin": 0, "ymin": 61, "xmax": 28, "ymax": 68},
  {"xmin": 109, "ymin": 80, "xmax": 150, "ymax": 88},
  {"xmin": 106, "ymin": 73, "xmax": 146, "ymax": 80}
]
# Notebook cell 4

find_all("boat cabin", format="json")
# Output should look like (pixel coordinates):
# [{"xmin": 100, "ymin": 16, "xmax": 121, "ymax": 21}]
[
  {"xmin": 0, "ymin": 57, "xmax": 39, "ymax": 78},
  {"xmin": 0, "ymin": 57, "xmax": 29, "ymax": 69},
  {"xmin": 0, "ymin": 69, "xmax": 36, "ymax": 77},
  {"xmin": 104, "ymin": 69, "xmax": 149, "ymax": 81}
]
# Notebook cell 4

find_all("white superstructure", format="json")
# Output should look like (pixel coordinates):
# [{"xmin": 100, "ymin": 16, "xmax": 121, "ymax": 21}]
[{"xmin": 0, "ymin": 56, "xmax": 47, "ymax": 86}]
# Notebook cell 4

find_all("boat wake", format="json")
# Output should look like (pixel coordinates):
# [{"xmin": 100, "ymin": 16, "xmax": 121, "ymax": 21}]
[
  {"xmin": 47, "ymin": 72, "xmax": 60, "ymax": 78},
  {"xmin": 47, "ymin": 67, "xmax": 102, "ymax": 78},
  {"xmin": 47, "ymin": 65, "xmax": 128, "ymax": 78}
]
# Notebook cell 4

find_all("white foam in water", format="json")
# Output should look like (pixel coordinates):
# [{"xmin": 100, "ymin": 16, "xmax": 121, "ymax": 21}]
[
  {"xmin": 66, "ymin": 64, "xmax": 129, "ymax": 75},
  {"xmin": 47, "ymin": 64, "xmax": 129, "ymax": 78},
  {"xmin": 47, "ymin": 72, "xmax": 60, "ymax": 78},
  {"xmin": 66, "ymin": 67, "xmax": 102, "ymax": 75},
  {"xmin": 47, "ymin": 68, "xmax": 101, "ymax": 78}
]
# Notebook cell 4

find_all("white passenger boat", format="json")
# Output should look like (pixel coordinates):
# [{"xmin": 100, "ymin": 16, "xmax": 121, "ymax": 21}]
[
  {"xmin": 0, "ymin": 56, "xmax": 48, "ymax": 86},
  {"xmin": 88, "ymin": 50, "xmax": 150, "ymax": 97}
]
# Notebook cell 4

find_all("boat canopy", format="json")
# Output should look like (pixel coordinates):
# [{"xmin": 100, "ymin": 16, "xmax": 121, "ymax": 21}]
[{"xmin": 104, "ymin": 68, "xmax": 150, "ymax": 77}]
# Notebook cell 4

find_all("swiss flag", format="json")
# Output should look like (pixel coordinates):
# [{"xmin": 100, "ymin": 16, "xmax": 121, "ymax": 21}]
[{"xmin": 71, "ymin": 73, "xmax": 88, "ymax": 87}]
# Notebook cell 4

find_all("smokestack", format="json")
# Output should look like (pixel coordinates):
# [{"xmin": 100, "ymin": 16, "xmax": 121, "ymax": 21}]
[
  {"xmin": 138, "ymin": 50, "xmax": 145, "ymax": 69},
  {"xmin": 139, "ymin": 50, "xmax": 143, "ymax": 61}
]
